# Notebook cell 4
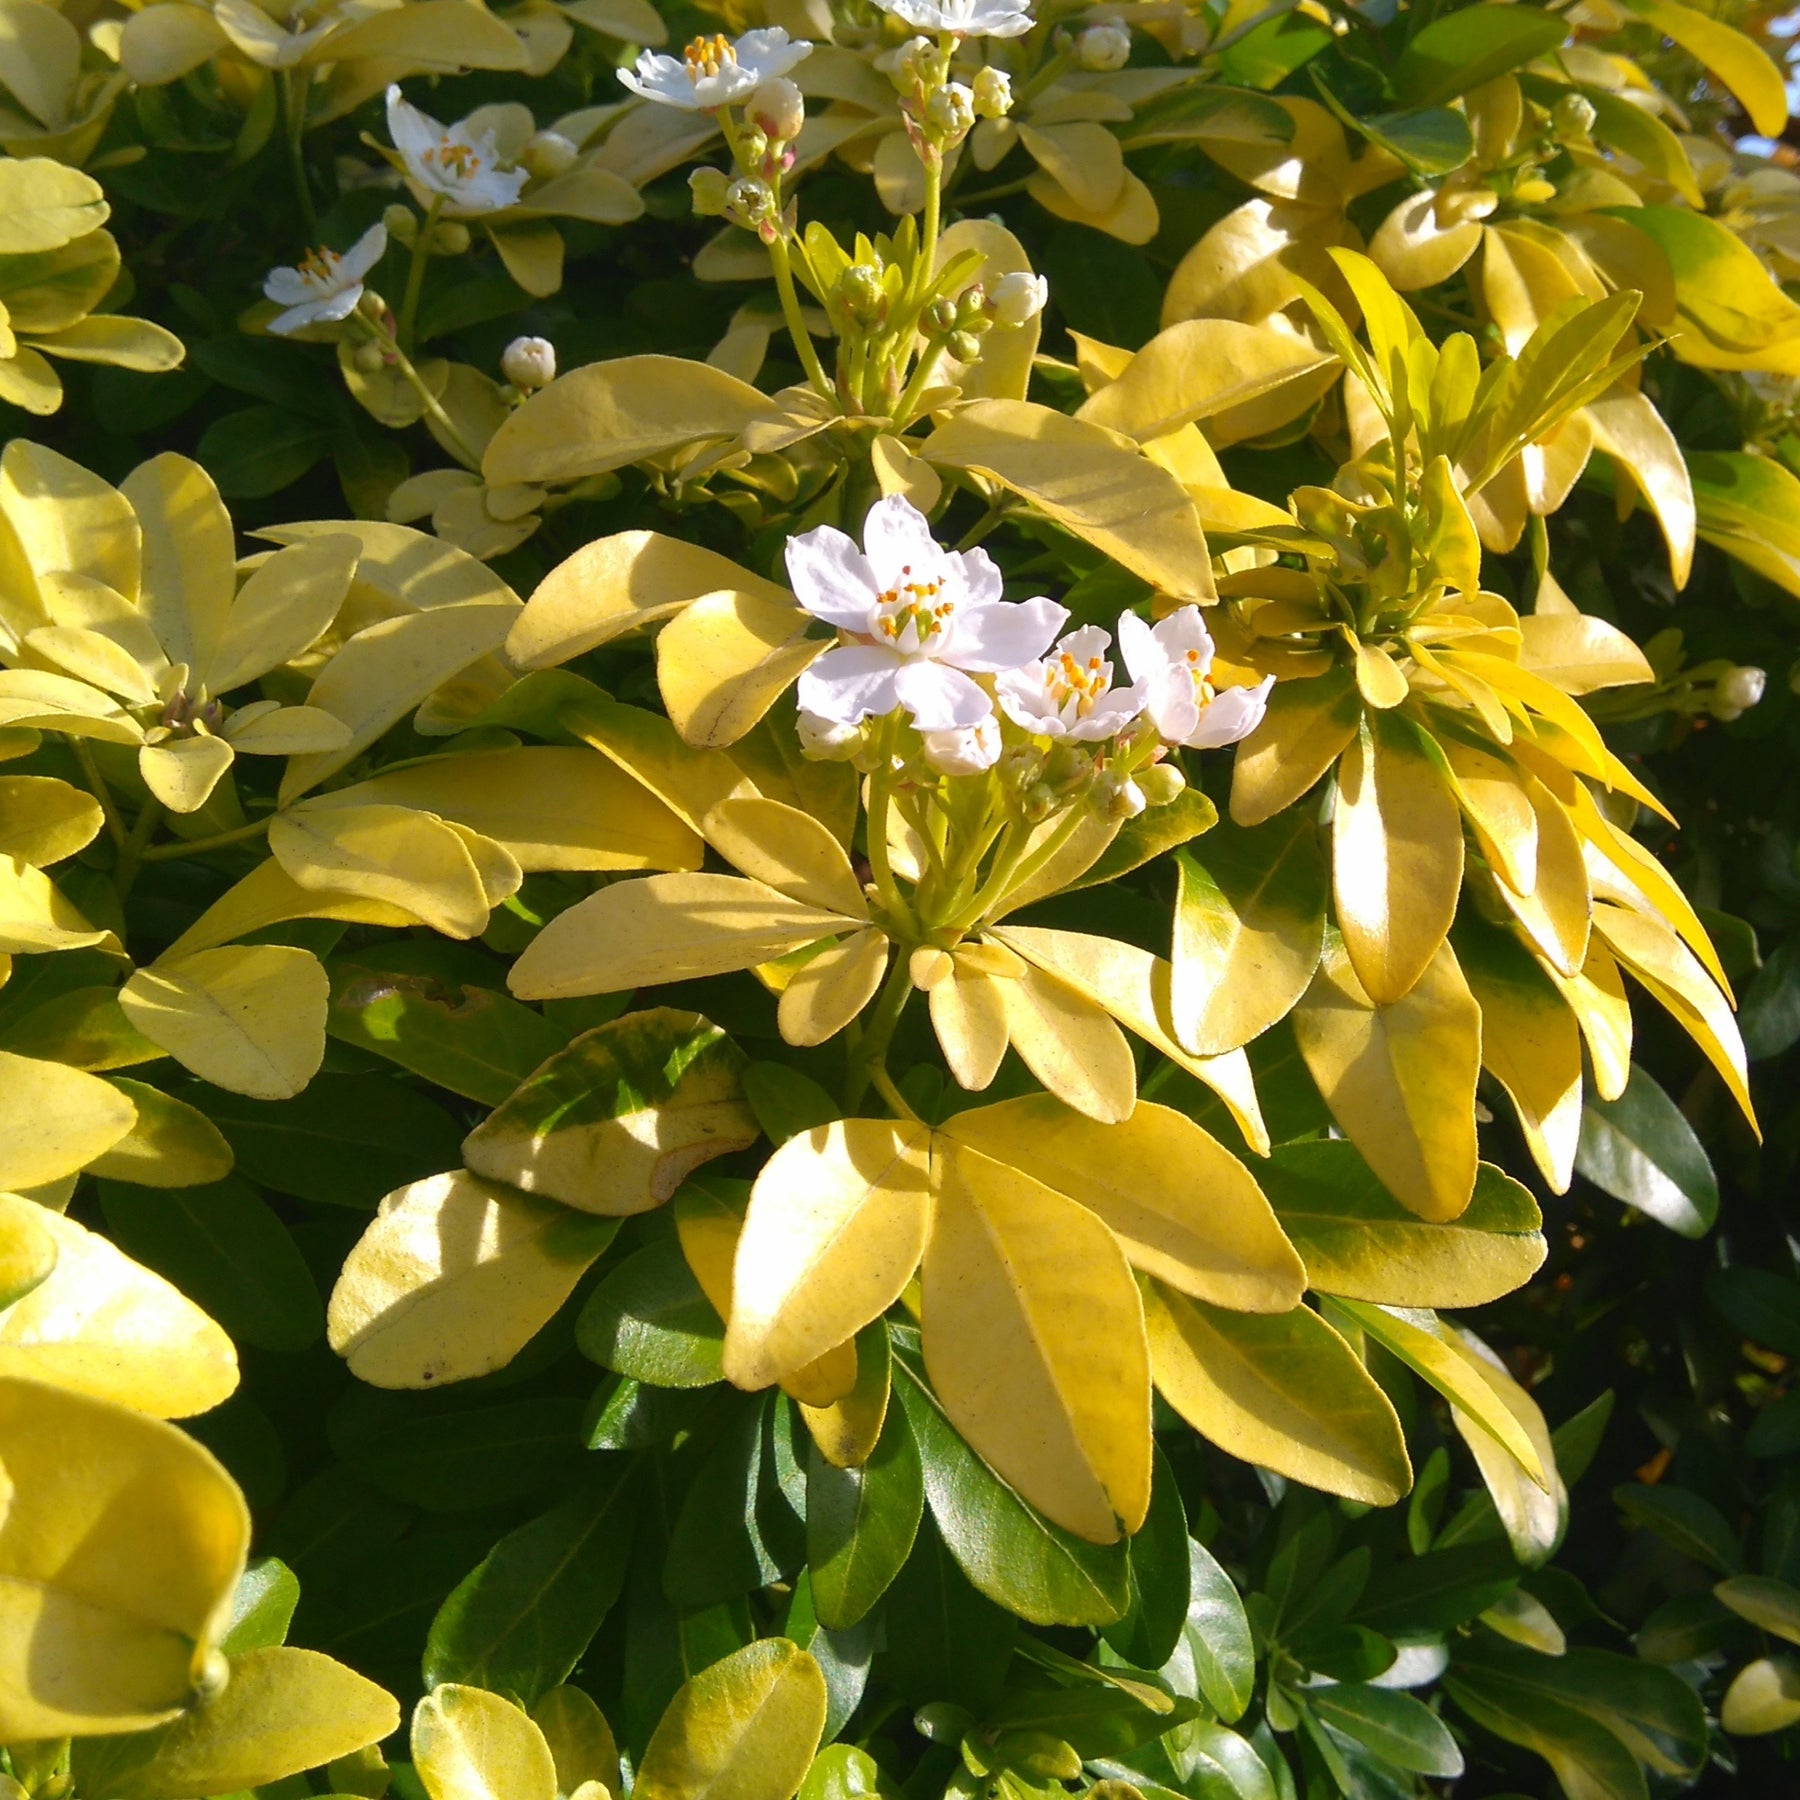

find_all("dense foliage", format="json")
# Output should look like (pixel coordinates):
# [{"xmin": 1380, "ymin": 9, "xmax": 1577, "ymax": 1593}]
[{"xmin": 3, "ymin": 0, "xmax": 1800, "ymax": 1794}]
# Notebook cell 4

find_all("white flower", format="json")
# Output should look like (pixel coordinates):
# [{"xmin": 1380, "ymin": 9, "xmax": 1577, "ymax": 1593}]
[
  {"xmin": 1075, "ymin": 20, "xmax": 1132, "ymax": 70},
  {"xmin": 502, "ymin": 336, "xmax": 556, "ymax": 389},
  {"xmin": 922, "ymin": 715, "xmax": 1002, "ymax": 775},
  {"xmin": 788, "ymin": 495, "xmax": 1066, "ymax": 732},
  {"xmin": 997, "ymin": 624, "xmax": 1146, "ymax": 742},
  {"xmin": 385, "ymin": 86, "xmax": 529, "ymax": 216},
  {"xmin": 262, "ymin": 221, "xmax": 387, "ymax": 335},
  {"xmin": 1117, "ymin": 606, "xmax": 1274, "ymax": 748},
  {"xmin": 875, "ymin": 0, "xmax": 1036, "ymax": 36},
  {"xmin": 619, "ymin": 28, "xmax": 812, "ymax": 111},
  {"xmin": 990, "ymin": 270, "xmax": 1048, "ymax": 328}
]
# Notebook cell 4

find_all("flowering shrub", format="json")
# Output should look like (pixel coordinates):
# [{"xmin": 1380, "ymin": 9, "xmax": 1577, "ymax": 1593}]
[{"xmin": 3, "ymin": 0, "xmax": 1800, "ymax": 1794}]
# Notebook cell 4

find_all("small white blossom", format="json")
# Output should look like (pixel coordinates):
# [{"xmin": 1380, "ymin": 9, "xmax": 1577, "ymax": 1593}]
[
  {"xmin": 997, "ymin": 623, "xmax": 1146, "ymax": 742},
  {"xmin": 788, "ymin": 495, "xmax": 1066, "ymax": 732},
  {"xmin": 1117, "ymin": 606, "xmax": 1274, "ymax": 748},
  {"xmin": 619, "ymin": 28, "xmax": 812, "ymax": 111},
  {"xmin": 502, "ymin": 336, "xmax": 556, "ymax": 389},
  {"xmin": 386, "ymin": 87, "xmax": 529, "ymax": 216},
  {"xmin": 922, "ymin": 715, "xmax": 1002, "ymax": 775},
  {"xmin": 875, "ymin": 0, "xmax": 1036, "ymax": 37},
  {"xmin": 1075, "ymin": 20, "xmax": 1132, "ymax": 70},
  {"xmin": 263, "ymin": 221, "xmax": 387, "ymax": 334},
  {"xmin": 990, "ymin": 270, "xmax": 1048, "ymax": 327},
  {"xmin": 973, "ymin": 66, "xmax": 1014, "ymax": 118}
]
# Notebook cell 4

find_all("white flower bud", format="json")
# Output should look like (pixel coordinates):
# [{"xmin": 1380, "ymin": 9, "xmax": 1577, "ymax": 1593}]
[
  {"xmin": 1553, "ymin": 92, "xmax": 1598, "ymax": 140},
  {"xmin": 989, "ymin": 270, "xmax": 1048, "ymax": 327},
  {"xmin": 1135, "ymin": 762, "xmax": 1186, "ymax": 806},
  {"xmin": 1711, "ymin": 664, "xmax": 1767, "ymax": 721},
  {"xmin": 689, "ymin": 167, "xmax": 732, "ymax": 215},
  {"xmin": 381, "ymin": 202, "xmax": 418, "ymax": 246},
  {"xmin": 926, "ymin": 81, "xmax": 976, "ymax": 141},
  {"xmin": 1075, "ymin": 21, "xmax": 1131, "ymax": 70},
  {"xmin": 1095, "ymin": 767, "xmax": 1146, "ymax": 819},
  {"xmin": 523, "ymin": 129, "xmax": 580, "ymax": 179},
  {"xmin": 798, "ymin": 709, "xmax": 864, "ymax": 760},
  {"xmin": 432, "ymin": 220, "xmax": 472, "ymax": 255},
  {"xmin": 973, "ymin": 65, "xmax": 1013, "ymax": 118},
  {"xmin": 921, "ymin": 714, "xmax": 1001, "ymax": 775},
  {"xmin": 750, "ymin": 75, "xmax": 805, "ymax": 143},
  {"xmin": 888, "ymin": 35, "xmax": 941, "ymax": 94},
  {"xmin": 502, "ymin": 335, "xmax": 556, "ymax": 390}
]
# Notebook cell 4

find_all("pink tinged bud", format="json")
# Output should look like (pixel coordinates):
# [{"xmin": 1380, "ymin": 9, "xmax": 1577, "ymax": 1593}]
[{"xmin": 750, "ymin": 75, "xmax": 805, "ymax": 142}]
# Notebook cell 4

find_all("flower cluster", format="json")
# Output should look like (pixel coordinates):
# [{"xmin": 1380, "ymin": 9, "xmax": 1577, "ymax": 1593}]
[{"xmin": 787, "ymin": 498, "xmax": 1270, "ymax": 808}]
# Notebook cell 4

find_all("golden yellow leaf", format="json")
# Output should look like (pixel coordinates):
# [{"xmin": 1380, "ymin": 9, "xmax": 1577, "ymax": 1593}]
[
  {"xmin": 508, "ymin": 873, "xmax": 845, "ymax": 1001},
  {"xmin": 1143, "ymin": 1282, "xmax": 1409, "ymax": 1505},
  {"xmin": 71, "ymin": 1646, "xmax": 399, "ymax": 1800},
  {"xmin": 270, "ymin": 803, "xmax": 493, "ymax": 941},
  {"xmin": 120, "ymin": 946, "xmax": 327, "ymax": 1101},
  {"xmin": 0, "ymin": 853, "xmax": 116, "ymax": 954},
  {"xmin": 921, "ymin": 399, "xmax": 1215, "ymax": 600},
  {"xmin": 928, "ymin": 952, "xmax": 1009, "ymax": 1092},
  {"xmin": 924, "ymin": 1139, "xmax": 1152, "ymax": 1542},
  {"xmin": 0, "ymin": 1190, "xmax": 57, "ymax": 1309},
  {"xmin": 1292, "ymin": 935, "xmax": 1480, "ymax": 1220},
  {"xmin": 531, "ymin": 1688, "xmax": 619, "ymax": 1800},
  {"xmin": 998, "ymin": 959, "xmax": 1137, "ymax": 1125},
  {"xmin": 1517, "ymin": 593, "xmax": 1661, "ymax": 692},
  {"xmin": 203, "ymin": 533, "xmax": 361, "ymax": 696},
  {"xmin": 328, "ymin": 1172, "xmax": 617, "ymax": 1390},
  {"xmin": 165, "ymin": 857, "xmax": 420, "ymax": 959},
  {"xmin": 992, "ymin": 926, "xmax": 1270, "ymax": 1154},
  {"xmin": 1437, "ymin": 734, "xmax": 1538, "ymax": 895},
  {"xmin": 1, "ymin": 438, "xmax": 140, "ymax": 605},
  {"xmin": 414, "ymin": 1685, "xmax": 557, "ymax": 1800},
  {"xmin": 1444, "ymin": 1327, "xmax": 1564, "ymax": 1564},
  {"xmin": 1545, "ymin": 937, "xmax": 1633, "ymax": 1104},
  {"xmin": 87, "ymin": 1079, "xmax": 234, "ymax": 1189},
  {"xmin": 1230, "ymin": 664, "xmax": 1362, "ymax": 827},
  {"xmin": 657, "ymin": 588, "xmax": 823, "ymax": 749},
  {"xmin": 777, "ymin": 929, "xmax": 888, "ymax": 1048},
  {"xmin": 0, "ymin": 1375, "xmax": 249, "ymax": 1740},
  {"xmin": 722, "ymin": 1119, "xmax": 932, "ymax": 1391},
  {"xmin": 634, "ymin": 1639, "xmax": 826, "ymax": 1800},
  {"xmin": 563, "ymin": 694, "xmax": 758, "ymax": 836},
  {"xmin": 0, "ymin": 1204, "xmax": 236, "ymax": 1418},
  {"xmin": 1491, "ymin": 775, "xmax": 1591, "ymax": 978},
  {"xmin": 702, "ymin": 796, "xmax": 868, "ymax": 919},
  {"xmin": 799, "ymin": 1324, "xmax": 892, "ymax": 1470},
  {"xmin": 1333, "ymin": 713, "xmax": 1463, "ymax": 1005},
  {"xmin": 0, "ymin": 1048, "xmax": 137, "ymax": 1189},
  {"xmin": 120, "ymin": 453, "xmax": 234, "ymax": 679},
  {"xmin": 138, "ymin": 736, "xmax": 235, "ymax": 816},
  {"xmin": 936, "ymin": 220, "xmax": 1039, "ymax": 403},
  {"xmin": 0, "ymin": 774, "xmax": 103, "ymax": 864},
  {"xmin": 943, "ymin": 1096, "xmax": 1303, "ymax": 1312}
]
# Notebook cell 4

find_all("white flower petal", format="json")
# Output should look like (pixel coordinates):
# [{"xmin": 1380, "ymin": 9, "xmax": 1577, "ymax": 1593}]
[
  {"xmin": 798, "ymin": 644, "xmax": 903, "ymax": 723},
  {"xmin": 263, "ymin": 267, "xmax": 315, "ymax": 305},
  {"xmin": 269, "ymin": 299, "xmax": 328, "ymax": 335},
  {"xmin": 894, "ymin": 659, "xmax": 991, "ymax": 730},
  {"xmin": 786, "ymin": 524, "xmax": 880, "ymax": 630},
  {"xmin": 1115, "ymin": 608, "xmax": 1157, "ymax": 685},
  {"xmin": 862, "ymin": 495, "xmax": 948, "ymax": 589},
  {"xmin": 1180, "ymin": 676, "xmax": 1274, "ymax": 749},
  {"xmin": 954, "ymin": 545, "xmax": 1004, "ymax": 605},
  {"xmin": 338, "ymin": 220, "xmax": 389, "ymax": 281},
  {"xmin": 945, "ymin": 594, "xmax": 1067, "ymax": 672}
]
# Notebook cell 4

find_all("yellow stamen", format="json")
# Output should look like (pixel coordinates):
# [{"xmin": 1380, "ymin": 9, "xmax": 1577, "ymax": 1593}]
[{"xmin": 683, "ymin": 33, "xmax": 738, "ymax": 79}]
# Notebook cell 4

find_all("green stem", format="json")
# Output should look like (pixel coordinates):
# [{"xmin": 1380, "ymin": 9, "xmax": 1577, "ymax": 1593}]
[
  {"xmin": 865, "ymin": 716, "xmax": 917, "ymax": 938},
  {"xmin": 357, "ymin": 314, "xmax": 484, "ymax": 469},
  {"xmin": 114, "ymin": 797, "xmax": 164, "ymax": 899},
  {"xmin": 397, "ymin": 195, "xmax": 442, "ymax": 355},
  {"xmin": 770, "ymin": 231, "xmax": 835, "ymax": 400},
  {"xmin": 892, "ymin": 338, "xmax": 947, "ymax": 431},
  {"xmin": 140, "ymin": 816, "xmax": 273, "ymax": 863},
  {"xmin": 73, "ymin": 739, "xmax": 127, "ymax": 853},
  {"xmin": 844, "ymin": 948, "xmax": 916, "ymax": 1115},
  {"xmin": 955, "ymin": 501, "xmax": 1010, "ymax": 551},
  {"xmin": 279, "ymin": 69, "xmax": 317, "ymax": 239}
]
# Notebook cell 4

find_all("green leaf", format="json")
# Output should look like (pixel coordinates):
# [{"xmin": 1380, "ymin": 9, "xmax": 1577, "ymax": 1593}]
[
  {"xmin": 1217, "ymin": 12, "xmax": 1332, "ymax": 87},
  {"xmin": 665, "ymin": 1395, "xmax": 794, "ymax": 1607},
  {"xmin": 577, "ymin": 1240, "xmax": 726, "ymax": 1387},
  {"xmin": 1261, "ymin": 1143, "xmax": 1545, "ymax": 1307},
  {"xmin": 879, "ymin": 1520, "xmax": 1018, "ymax": 1711},
  {"xmin": 1181, "ymin": 1538, "xmax": 1254, "ymax": 1724},
  {"xmin": 220, "ymin": 1557, "xmax": 300, "ymax": 1655},
  {"xmin": 98, "ymin": 1173, "xmax": 323, "ymax": 1353},
  {"xmin": 1102, "ymin": 1447, "xmax": 1191, "ymax": 1671},
  {"xmin": 1715, "ymin": 1574, "xmax": 1800, "ymax": 1646},
  {"xmin": 197, "ymin": 405, "xmax": 335, "ymax": 498},
  {"xmin": 741, "ymin": 1062, "xmax": 841, "ymax": 1147},
  {"xmin": 463, "ymin": 1008, "xmax": 758, "ymax": 1215},
  {"xmin": 425, "ymin": 1457, "xmax": 639, "ymax": 1702},
  {"xmin": 893, "ymin": 1358, "xmax": 1130, "ymax": 1628},
  {"xmin": 1614, "ymin": 1483, "xmax": 1746, "ymax": 1575},
  {"xmin": 807, "ymin": 1392, "xmax": 924, "ymax": 1631},
  {"xmin": 188, "ymin": 1073, "xmax": 465, "ymax": 1209},
  {"xmin": 329, "ymin": 956, "xmax": 570, "ymax": 1106},
  {"xmin": 1308, "ymin": 1685, "xmax": 1463, "ymax": 1778},
  {"xmin": 332, "ymin": 1394, "xmax": 583, "ymax": 1511},
  {"xmin": 1394, "ymin": 6, "xmax": 1568, "ymax": 107},
  {"xmin": 1708, "ymin": 1265, "xmax": 1800, "ymax": 1358},
  {"xmin": 1575, "ymin": 1065, "xmax": 1718, "ymax": 1237},
  {"xmin": 1354, "ymin": 1541, "xmax": 1520, "ymax": 1635},
  {"xmin": 1446, "ymin": 1665, "xmax": 1644, "ymax": 1800}
]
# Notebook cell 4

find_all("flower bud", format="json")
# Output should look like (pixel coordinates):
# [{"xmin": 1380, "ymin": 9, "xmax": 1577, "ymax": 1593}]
[
  {"xmin": 947, "ymin": 329, "xmax": 980, "ymax": 361},
  {"xmin": 1075, "ymin": 20, "xmax": 1132, "ymax": 70},
  {"xmin": 798, "ymin": 709, "xmax": 864, "ymax": 760},
  {"xmin": 973, "ymin": 66, "xmax": 1013, "ymax": 118},
  {"xmin": 354, "ymin": 339, "xmax": 386, "ymax": 372},
  {"xmin": 689, "ymin": 166, "xmax": 732, "ymax": 215},
  {"xmin": 522, "ymin": 129, "xmax": 578, "ymax": 180},
  {"xmin": 1022, "ymin": 780, "xmax": 1057, "ymax": 823},
  {"xmin": 432, "ymin": 220, "xmax": 472, "ymax": 255},
  {"xmin": 750, "ymin": 75, "xmax": 806, "ymax": 144},
  {"xmin": 837, "ymin": 262, "xmax": 887, "ymax": 325},
  {"xmin": 726, "ymin": 175, "xmax": 775, "ymax": 224},
  {"xmin": 888, "ymin": 35, "xmax": 941, "ymax": 95},
  {"xmin": 1711, "ymin": 664, "xmax": 1767, "ymax": 721},
  {"xmin": 1552, "ymin": 92, "xmax": 1598, "ymax": 140},
  {"xmin": 1095, "ymin": 768, "xmax": 1147, "ymax": 819},
  {"xmin": 1136, "ymin": 761, "xmax": 1186, "ymax": 806},
  {"xmin": 926, "ymin": 81, "xmax": 976, "ymax": 142},
  {"xmin": 502, "ymin": 335, "xmax": 556, "ymax": 390},
  {"xmin": 922, "ymin": 715, "xmax": 1001, "ymax": 775},
  {"xmin": 926, "ymin": 296, "xmax": 960, "ymax": 336},
  {"xmin": 989, "ymin": 270, "xmax": 1048, "ymax": 328},
  {"xmin": 382, "ymin": 202, "xmax": 418, "ymax": 246}
]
